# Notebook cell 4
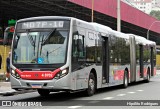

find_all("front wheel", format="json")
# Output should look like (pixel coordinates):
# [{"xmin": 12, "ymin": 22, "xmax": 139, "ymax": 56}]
[
  {"xmin": 85, "ymin": 73, "xmax": 96, "ymax": 96},
  {"xmin": 37, "ymin": 89, "xmax": 50, "ymax": 96},
  {"xmin": 13, "ymin": 88, "xmax": 20, "ymax": 91}
]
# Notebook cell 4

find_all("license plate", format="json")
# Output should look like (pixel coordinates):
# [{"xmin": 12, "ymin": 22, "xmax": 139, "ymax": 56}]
[{"xmin": 31, "ymin": 84, "xmax": 42, "ymax": 88}]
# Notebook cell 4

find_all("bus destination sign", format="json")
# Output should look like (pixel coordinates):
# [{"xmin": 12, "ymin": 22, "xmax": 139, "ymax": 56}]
[{"xmin": 19, "ymin": 21, "xmax": 66, "ymax": 29}]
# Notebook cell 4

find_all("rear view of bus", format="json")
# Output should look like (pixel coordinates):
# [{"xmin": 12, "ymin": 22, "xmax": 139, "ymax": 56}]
[{"xmin": 10, "ymin": 17, "xmax": 71, "ymax": 96}]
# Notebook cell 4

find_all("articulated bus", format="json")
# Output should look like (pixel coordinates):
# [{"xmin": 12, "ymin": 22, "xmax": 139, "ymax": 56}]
[{"xmin": 4, "ymin": 16, "xmax": 156, "ymax": 96}]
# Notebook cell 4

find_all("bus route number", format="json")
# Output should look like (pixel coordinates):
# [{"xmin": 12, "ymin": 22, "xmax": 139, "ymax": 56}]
[{"xmin": 22, "ymin": 21, "xmax": 64, "ymax": 29}]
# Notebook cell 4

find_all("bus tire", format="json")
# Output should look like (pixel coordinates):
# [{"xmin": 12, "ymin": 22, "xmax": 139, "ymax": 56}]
[
  {"xmin": 37, "ymin": 89, "xmax": 50, "ymax": 96},
  {"xmin": 145, "ymin": 69, "xmax": 150, "ymax": 83},
  {"xmin": 123, "ymin": 71, "xmax": 128, "ymax": 88},
  {"xmin": 13, "ymin": 88, "xmax": 20, "ymax": 91},
  {"xmin": 85, "ymin": 73, "xmax": 96, "ymax": 96}
]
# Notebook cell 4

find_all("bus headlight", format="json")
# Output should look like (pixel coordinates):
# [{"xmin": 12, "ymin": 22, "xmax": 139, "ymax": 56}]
[
  {"xmin": 11, "ymin": 69, "xmax": 20, "ymax": 79},
  {"xmin": 54, "ymin": 69, "xmax": 68, "ymax": 79},
  {"xmin": 11, "ymin": 70, "xmax": 15, "ymax": 75}
]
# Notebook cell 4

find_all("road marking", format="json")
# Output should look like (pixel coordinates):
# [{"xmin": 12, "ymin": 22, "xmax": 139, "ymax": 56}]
[
  {"xmin": 103, "ymin": 97, "xmax": 114, "ymax": 100},
  {"xmin": 88, "ymin": 100, "xmax": 100, "ymax": 103},
  {"xmin": 127, "ymin": 92, "xmax": 136, "ymax": 94},
  {"xmin": 117, "ymin": 94, "xmax": 126, "ymax": 96},
  {"xmin": 68, "ymin": 106, "xmax": 82, "ymax": 109},
  {"xmin": 137, "ymin": 90, "xmax": 144, "ymax": 92}
]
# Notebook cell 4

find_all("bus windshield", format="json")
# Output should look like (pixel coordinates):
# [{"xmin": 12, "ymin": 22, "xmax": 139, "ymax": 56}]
[{"xmin": 12, "ymin": 29, "xmax": 68, "ymax": 64}]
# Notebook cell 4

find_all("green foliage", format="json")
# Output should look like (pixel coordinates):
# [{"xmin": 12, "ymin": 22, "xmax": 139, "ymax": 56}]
[
  {"xmin": 8, "ymin": 19, "xmax": 16, "ymax": 26},
  {"xmin": 150, "ymin": 10, "xmax": 160, "ymax": 20},
  {"xmin": 144, "ymin": 49, "xmax": 150, "ymax": 62},
  {"xmin": 110, "ymin": 37, "xmax": 130, "ymax": 65}
]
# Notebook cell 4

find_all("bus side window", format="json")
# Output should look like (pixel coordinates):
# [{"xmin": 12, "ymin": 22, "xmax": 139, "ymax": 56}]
[
  {"xmin": 97, "ymin": 34, "xmax": 102, "ymax": 63},
  {"xmin": 72, "ymin": 36, "xmax": 78, "ymax": 57},
  {"xmin": 72, "ymin": 32, "xmax": 86, "ymax": 71},
  {"xmin": 86, "ymin": 32, "xmax": 96, "ymax": 63},
  {"xmin": 72, "ymin": 34, "xmax": 85, "ymax": 58},
  {"xmin": 72, "ymin": 35, "xmax": 85, "ymax": 58}
]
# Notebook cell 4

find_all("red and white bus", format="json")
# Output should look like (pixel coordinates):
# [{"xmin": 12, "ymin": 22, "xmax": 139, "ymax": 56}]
[{"xmin": 4, "ymin": 16, "xmax": 156, "ymax": 96}]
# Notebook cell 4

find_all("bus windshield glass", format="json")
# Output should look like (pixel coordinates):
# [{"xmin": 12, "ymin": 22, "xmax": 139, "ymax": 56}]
[{"xmin": 13, "ymin": 29, "xmax": 68, "ymax": 64}]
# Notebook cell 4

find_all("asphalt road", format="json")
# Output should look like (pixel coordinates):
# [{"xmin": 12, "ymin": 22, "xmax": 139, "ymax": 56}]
[{"xmin": 1, "ymin": 75, "xmax": 160, "ymax": 109}]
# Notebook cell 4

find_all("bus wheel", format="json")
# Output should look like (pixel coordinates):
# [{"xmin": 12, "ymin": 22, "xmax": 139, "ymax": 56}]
[
  {"xmin": 37, "ymin": 89, "xmax": 50, "ymax": 96},
  {"xmin": 145, "ymin": 70, "xmax": 150, "ymax": 83},
  {"xmin": 85, "ymin": 73, "xmax": 96, "ymax": 96},
  {"xmin": 123, "ymin": 71, "xmax": 128, "ymax": 88},
  {"xmin": 13, "ymin": 88, "xmax": 20, "ymax": 91}
]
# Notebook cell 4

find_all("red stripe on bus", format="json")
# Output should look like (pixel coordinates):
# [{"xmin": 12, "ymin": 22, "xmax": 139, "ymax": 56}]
[
  {"xmin": 143, "ymin": 68, "xmax": 147, "ymax": 77},
  {"xmin": 114, "ymin": 70, "xmax": 124, "ymax": 80},
  {"xmin": 15, "ymin": 68, "xmax": 61, "ymax": 80},
  {"xmin": 138, "ymin": 68, "xmax": 149, "ymax": 77},
  {"xmin": 154, "ymin": 68, "xmax": 156, "ymax": 75}
]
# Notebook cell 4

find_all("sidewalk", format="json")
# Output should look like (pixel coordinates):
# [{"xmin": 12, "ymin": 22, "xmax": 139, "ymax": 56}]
[
  {"xmin": 0, "ymin": 82, "xmax": 16, "ymax": 96},
  {"xmin": 0, "ymin": 82, "xmax": 35, "ymax": 96}
]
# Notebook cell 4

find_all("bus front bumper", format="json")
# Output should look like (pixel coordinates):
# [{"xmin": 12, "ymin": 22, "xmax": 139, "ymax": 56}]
[{"xmin": 10, "ymin": 74, "xmax": 71, "ymax": 90}]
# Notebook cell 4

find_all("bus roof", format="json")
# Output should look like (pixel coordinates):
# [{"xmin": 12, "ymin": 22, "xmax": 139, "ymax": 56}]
[
  {"xmin": 16, "ymin": 16, "xmax": 156, "ymax": 46},
  {"xmin": 17, "ymin": 16, "xmax": 73, "ymax": 22},
  {"xmin": 90, "ymin": 22, "xmax": 112, "ymax": 31},
  {"xmin": 110, "ymin": 29, "xmax": 130, "ymax": 39},
  {"xmin": 129, "ymin": 34, "xmax": 156, "ymax": 46},
  {"xmin": 90, "ymin": 22, "xmax": 130, "ymax": 39}
]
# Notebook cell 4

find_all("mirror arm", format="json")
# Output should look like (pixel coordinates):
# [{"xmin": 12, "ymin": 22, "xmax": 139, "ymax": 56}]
[{"xmin": 3, "ymin": 27, "xmax": 11, "ymax": 45}]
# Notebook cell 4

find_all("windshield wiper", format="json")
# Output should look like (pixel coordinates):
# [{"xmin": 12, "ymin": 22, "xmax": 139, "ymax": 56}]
[
  {"xmin": 48, "ymin": 46, "xmax": 62, "ymax": 54},
  {"xmin": 40, "ymin": 28, "xmax": 57, "ymax": 56},
  {"xmin": 40, "ymin": 35, "xmax": 44, "ymax": 55},
  {"xmin": 28, "ymin": 34, "xmax": 36, "ymax": 56},
  {"xmin": 42, "ymin": 28, "xmax": 57, "ymax": 45}
]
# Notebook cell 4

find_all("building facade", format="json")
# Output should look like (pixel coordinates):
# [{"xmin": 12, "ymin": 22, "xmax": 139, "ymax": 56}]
[
  {"xmin": 152, "ymin": 0, "xmax": 160, "ymax": 11},
  {"xmin": 123, "ymin": 0, "xmax": 160, "ymax": 14}
]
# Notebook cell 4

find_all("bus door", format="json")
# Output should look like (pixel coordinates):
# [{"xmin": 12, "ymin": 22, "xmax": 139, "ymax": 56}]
[
  {"xmin": 151, "ymin": 47, "xmax": 154, "ymax": 76},
  {"xmin": 72, "ymin": 30, "xmax": 86, "ymax": 90},
  {"xmin": 139, "ymin": 45, "xmax": 144, "ymax": 78},
  {"xmin": 102, "ymin": 36, "xmax": 109, "ymax": 83}
]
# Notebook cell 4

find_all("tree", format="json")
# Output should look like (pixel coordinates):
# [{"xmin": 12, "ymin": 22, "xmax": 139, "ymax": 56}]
[{"xmin": 150, "ymin": 10, "xmax": 160, "ymax": 20}]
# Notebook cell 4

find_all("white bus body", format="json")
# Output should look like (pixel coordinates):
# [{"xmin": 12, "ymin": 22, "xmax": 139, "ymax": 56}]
[{"xmin": 9, "ymin": 16, "xmax": 156, "ymax": 96}]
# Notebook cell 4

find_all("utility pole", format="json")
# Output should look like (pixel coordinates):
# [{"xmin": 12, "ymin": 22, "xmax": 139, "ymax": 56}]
[
  {"xmin": 147, "ymin": 21, "xmax": 160, "ymax": 39},
  {"xmin": 91, "ymin": 0, "xmax": 94, "ymax": 22},
  {"xmin": 117, "ymin": 0, "xmax": 121, "ymax": 32}
]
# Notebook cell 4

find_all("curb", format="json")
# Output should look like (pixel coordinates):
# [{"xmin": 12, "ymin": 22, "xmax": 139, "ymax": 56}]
[{"xmin": 0, "ymin": 89, "xmax": 36, "ymax": 96}]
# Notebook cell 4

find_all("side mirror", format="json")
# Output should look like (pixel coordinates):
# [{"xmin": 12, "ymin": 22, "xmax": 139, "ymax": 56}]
[
  {"xmin": 13, "ymin": 36, "xmax": 19, "ymax": 49},
  {"xmin": 13, "ymin": 39, "xmax": 17, "ymax": 49},
  {"xmin": 3, "ymin": 27, "xmax": 10, "ymax": 45}
]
